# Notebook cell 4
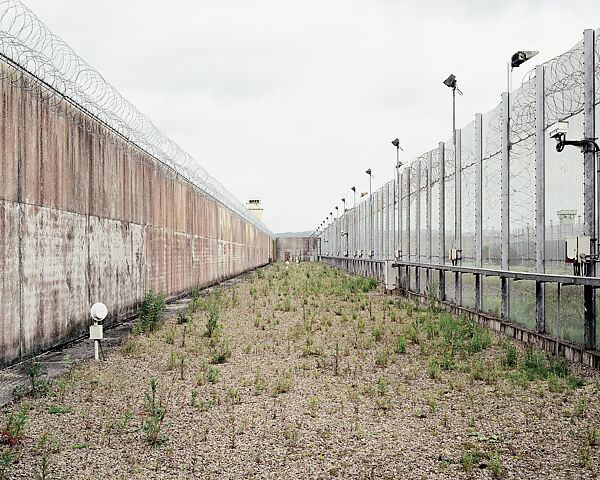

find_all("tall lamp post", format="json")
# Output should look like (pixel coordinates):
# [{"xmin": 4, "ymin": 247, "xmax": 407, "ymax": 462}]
[
  {"xmin": 444, "ymin": 74, "xmax": 462, "ymax": 303},
  {"xmin": 391, "ymin": 138, "xmax": 403, "ymax": 260},
  {"xmin": 366, "ymin": 169, "xmax": 373, "ymax": 257}
]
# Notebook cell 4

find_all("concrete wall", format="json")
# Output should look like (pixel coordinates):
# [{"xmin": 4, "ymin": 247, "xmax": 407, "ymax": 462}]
[
  {"xmin": 0, "ymin": 61, "xmax": 273, "ymax": 367},
  {"xmin": 275, "ymin": 237, "xmax": 318, "ymax": 261}
]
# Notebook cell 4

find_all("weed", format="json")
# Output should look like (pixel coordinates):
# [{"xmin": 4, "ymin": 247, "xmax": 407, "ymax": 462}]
[
  {"xmin": 176, "ymin": 311, "xmax": 190, "ymax": 325},
  {"xmin": 427, "ymin": 358, "xmax": 441, "ymax": 380},
  {"xmin": 489, "ymin": 451, "xmax": 502, "ymax": 477},
  {"xmin": 0, "ymin": 448, "xmax": 16, "ymax": 480},
  {"xmin": 253, "ymin": 372, "xmax": 266, "ymax": 396},
  {"xmin": 210, "ymin": 339, "xmax": 232, "ymax": 364},
  {"xmin": 284, "ymin": 423, "xmax": 298, "ymax": 447},
  {"xmin": 522, "ymin": 348, "xmax": 548, "ymax": 380},
  {"xmin": 48, "ymin": 405, "xmax": 71, "ymax": 414},
  {"xmin": 309, "ymin": 397, "xmax": 318, "ymax": 418},
  {"xmin": 547, "ymin": 373, "xmax": 565, "ymax": 393},
  {"xmin": 578, "ymin": 444, "xmax": 591, "ymax": 467},
  {"xmin": 205, "ymin": 304, "xmax": 220, "ymax": 338},
  {"xmin": 2, "ymin": 405, "xmax": 29, "ymax": 445},
  {"xmin": 273, "ymin": 374, "xmax": 292, "ymax": 396},
  {"xmin": 206, "ymin": 367, "xmax": 219, "ymax": 384},
  {"xmin": 228, "ymin": 388, "xmax": 241, "ymax": 405},
  {"xmin": 394, "ymin": 336, "xmax": 407, "ymax": 354},
  {"xmin": 166, "ymin": 351, "xmax": 176, "ymax": 370},
  {"xmin": 375, "ymin": 348, "xmax": 389, "ymax": 367},
  {"xmin": 567, "ymin": 375, "xmax": 587, "ymax": 391},
  {"xmin": 138, "ymin": 378, "xmax": 168, "ymax": 446},
  {"xmin": 165, "ymin": 328, "xmax": 175, "ymax": 345},
  {"xmin": 135, "ymin": 288, "xmax": 165, "ymax": 333},
  {"xmin": 585, "ymin": 424, "xmax": 600, "ymax": 446},
  {"xmin": 36, "ymin": 454, "xmax": 50, "ymax": 480}
]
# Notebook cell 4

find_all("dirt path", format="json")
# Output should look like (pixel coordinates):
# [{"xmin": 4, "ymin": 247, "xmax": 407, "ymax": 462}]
[{"xmin": 1, "ymin": 262, "xmax": 598, "ymax": 479}]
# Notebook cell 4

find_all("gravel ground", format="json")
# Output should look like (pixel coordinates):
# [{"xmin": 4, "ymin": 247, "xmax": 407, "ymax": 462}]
[{"xmin": 1, "ymin": 262, "xmax": 599, "ymax": 479}]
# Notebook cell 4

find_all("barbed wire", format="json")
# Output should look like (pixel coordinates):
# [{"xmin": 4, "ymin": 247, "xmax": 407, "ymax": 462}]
[{"xmin": 0, "ymin": 0, "xmax": 273, "ymax": 237}]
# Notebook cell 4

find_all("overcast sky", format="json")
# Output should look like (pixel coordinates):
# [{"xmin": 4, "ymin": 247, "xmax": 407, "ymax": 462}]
[{"xmin": 24, "ymin": 0, "xmax": 600, "ymax": 233}]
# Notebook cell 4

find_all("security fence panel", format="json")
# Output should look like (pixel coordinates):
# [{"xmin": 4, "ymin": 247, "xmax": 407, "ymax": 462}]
[{"xmin": 317, "ymin": 28, "xmax": 600, "ymax": 358}]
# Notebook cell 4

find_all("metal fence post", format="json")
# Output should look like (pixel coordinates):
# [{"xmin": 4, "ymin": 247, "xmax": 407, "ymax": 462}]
[
  {"xmin": 416, "ymin": 160, "xmax": 421, "ymax": 293},
  {"xmin": 389, "ymin": 181, "xmax": 393, "ymax": 259},
  {"xmin": 406, "ymin": 169, "xmax": 411, "ymax": 291},
  {"xmin": 475, "ymin": 113, "xmax": 483, "ymax": 311},
  {"xmin": 583, "ymin": 28, "xmax": 596, "ymax": 350},
  {"xmin": 391, "ymin": 180, "xmax": 396, "ymax": 261},
  {"xmin": 427, "ymin": 151, "xmax": 433, "ymax": 294},
  {"xmin": 438, "ymin": 141, "xmax": 446, "ymax": 301},
  {"xmin": 399, "ymin": 169, "xmax": 403, "ymax": 261},
  {"xmin": 380, "ymin": 188, "xmax": 384, "ymax": 262},
  {"xmin": 501, "ymin": 91, "xmax": 510, "ymax": 320},
  {"xmin": 535, "ymin": 64, "xmax": 546, "ymax": 334},
  {"xmin": 455, "ymin": 129, "xmax": 462, "ymax": 306}
]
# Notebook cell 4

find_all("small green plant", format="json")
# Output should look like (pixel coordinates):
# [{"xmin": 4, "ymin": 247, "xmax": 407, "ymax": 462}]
[
  {"xmin": 36, "ymin": 454, "xmax": 50, "ymax": 480},
  {"xmin": 2, "ymin": 405, "xmax": 29, "ymax": 445},
  {"xmin": 309, "ymin": 397, "xmax": 318, "ymax": 418},
  {"xmin": 489, "ymin": 451, "xmax": 502, "ymax": 477},
  {"xmin": 567, "ymin": 375, "xmax": 587, "ymax": 391},
  {"xmin": 206, "ymin": 366, "xmax": 219, "ymax": 383},
  {"xmin": 273, "ymin": 373, "xmax": 292, "ymax": 396},
  {"xmin": 210, "ymin": 339, "xmax": 231, "ymax": 364},
  {"xmin": 394, "ymin": 336, "xmax": 407, "ymax": 354},
  {"xmin": 48, "ymin": 405, "xmax": 72, "ymax": 414},
  {"xmin": 0, "ymin": 448, "xmax": 16, "ymax": 480},
  {"xmin": 253, "ymin": 371, "xmax": 266, "ymax": 396},
  {"xmin": 135, "ymin": 289, "xmax": 165, "ymax": 333},
  {"xmin": 176, "ymin": 311, "xmax": 190, "ymax": 325},
  {"xmin": 205, "ymin": 305, "xmax": 220, "ymax": 338},
  {"xmin": 585, "ymin": 424, "xmax": 600, "ymax": 446},
  {"xmin": 427, "ymin": 358, "xmax": 441, "ymax": 380},
  {"xmin": 578, "ymin": 444, "xmax": 591, "ymax": 467},
  {"xmin": 165, "ymin": 328, "xmax": 175, "ymax": 345},
  {"xmin": 228, "ymin": 388, "xmax": 241, "ymax": 405},
  {"xmin": 138, "ymin": 378, "xmax": 168, "ymax": 446}
]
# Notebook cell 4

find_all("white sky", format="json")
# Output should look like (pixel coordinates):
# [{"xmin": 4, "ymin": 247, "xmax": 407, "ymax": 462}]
[{"xmin": 23, "ymin": 0, "xmax": 600, "ymax": 233}]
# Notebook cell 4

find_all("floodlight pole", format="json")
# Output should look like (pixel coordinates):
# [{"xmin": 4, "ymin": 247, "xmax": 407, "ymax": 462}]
[{"xmin": 366, "ymin": 169, "xmax": 373, "ymax": 257}]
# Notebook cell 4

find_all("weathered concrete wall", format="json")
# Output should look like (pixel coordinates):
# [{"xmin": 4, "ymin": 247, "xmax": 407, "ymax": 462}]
[
  {"xmin": 0, "ymin": 61, "xmax": 273, "ymax": 367},
  {"xmin": 275, "ymin": 237, "xmax": 318, "ymax": 261}
]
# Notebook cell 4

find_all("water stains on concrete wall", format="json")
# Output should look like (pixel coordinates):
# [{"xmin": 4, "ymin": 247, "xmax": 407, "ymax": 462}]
[{"xmin": 0, "ymin": 61, "xmax": 273, "ymax": 367}]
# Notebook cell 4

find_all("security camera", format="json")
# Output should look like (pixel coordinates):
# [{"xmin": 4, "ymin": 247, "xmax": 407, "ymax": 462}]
[
  {"xmin": 549, "ymin": 121, "xmax": 569, "ymax": 139},
  {"xmin": 90, "ymin": 302, "xmax": 108, "ymax": 323}
]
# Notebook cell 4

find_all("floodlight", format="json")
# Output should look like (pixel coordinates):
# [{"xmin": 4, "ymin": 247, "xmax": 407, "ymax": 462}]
[
  {"xmin": 443, "ymin": 74, "xmax": 457, "ymax": 89},
  {"xmin": 510, "ymin": 50, "xmax": 539, "ymax": 68}
]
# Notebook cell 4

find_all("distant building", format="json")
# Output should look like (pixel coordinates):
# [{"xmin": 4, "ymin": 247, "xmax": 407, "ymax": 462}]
[
  {"xmin": 557, "ymin": 209, "xmax": 577, "ymax": 225},
  {"xmin": 247, "ymin": 198, "xmax": 263, "ymax": 221}
]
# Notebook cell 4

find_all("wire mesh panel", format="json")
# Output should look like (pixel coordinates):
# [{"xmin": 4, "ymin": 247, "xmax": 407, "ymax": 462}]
[
  {"xmin": 509, "ymin": 74, "xmax": 536, "ymax": 270},
  {"xmin": 482, "ymin": 104, "xmax": 502, "ymax": 270},
  {"xmin": 461, "ymin": 121, "xmax": 476, "ymax": 308},
  {"xmin": 410, "ymin": 166, "xmax": 417, "ymax": 263},
  {"xmin": 443, "ymin": 140, "xmax": 455, "ymax": 303},
  {"xmin": 431, "ymin": 149, "xmax": 440, "ymax": 265},
  {"xmin": 419, "ymin": 158, "xmax": 427, "ymax": 263}
]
